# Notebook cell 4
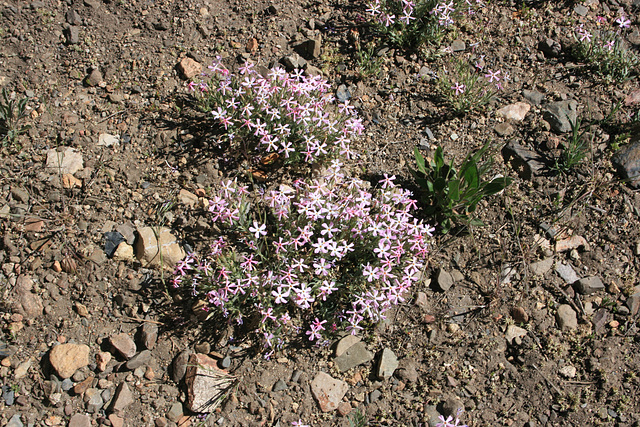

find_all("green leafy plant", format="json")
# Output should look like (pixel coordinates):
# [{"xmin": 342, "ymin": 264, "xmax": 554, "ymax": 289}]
[
  {"xmin": 0, "ymin": 88, "xmax": 31, "ymax": 146},
  {"xmin": 411, "ymin": 143, "xmax": 512, "ymax": 233},
  {"xmin": 551, "ymin": 116, "xmax": 590, "ymax": 174},
  {"xmin": 436, "ymin": 57, "xmax": 504, "ymax": 115},
  {"xmin": 573, "ymin": 21, "xmax": 639, "ymax": 82},
  {"xmin": 355, "ymin": 41, "xmax": 384, "ymax": 79},
  {"xmin": 348, "ymin": 407, "xmax": 368, "ymax": 427}
]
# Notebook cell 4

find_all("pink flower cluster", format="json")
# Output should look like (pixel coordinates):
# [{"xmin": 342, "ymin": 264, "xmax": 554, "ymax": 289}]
[
  {"xmin": 188, "ymin": 57, "xmax": 362, "ymax": 163},
  {"xmin": 172, "ymin": 161, "xmax": 433, "ymax": 351}
]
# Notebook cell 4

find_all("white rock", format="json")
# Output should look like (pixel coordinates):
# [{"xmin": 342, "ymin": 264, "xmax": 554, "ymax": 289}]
[{"xmin": 46, "ymin": 147, "xmax": 84, "ymax": 175}]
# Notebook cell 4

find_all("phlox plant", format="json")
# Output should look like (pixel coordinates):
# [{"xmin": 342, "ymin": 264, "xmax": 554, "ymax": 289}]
[
  {"xmin": 365, "ymin": 0, "xmax": 484, "ymax": 50},
  {"xmin": 435, "ymin": 56, "xmax": 506, "ymax": 115},
  {"xmin": 188, "ymin": 57, "xmax": 362, "ymax": 165},
  {"xmin": 572, "ymin": 14, "xmax": 639, "ymax": 81},
  {"xmin": 172, "ymin": 161, "xmax": 433, "ymax": 356}
]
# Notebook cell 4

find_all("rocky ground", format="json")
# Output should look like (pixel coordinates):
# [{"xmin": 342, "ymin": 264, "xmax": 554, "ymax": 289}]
[{"xmin": 1, "ymin": 0, "xmax": 640, "ymax": 426}]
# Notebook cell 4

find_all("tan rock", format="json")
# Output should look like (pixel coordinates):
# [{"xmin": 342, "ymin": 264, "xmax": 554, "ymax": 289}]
[
  {"xmin": 62, "ymin": 174, "xmax": 82, "ymax": 189},
  {"xmin": 177, "ymin": 57, "xmax": 202, "ymax": 79},
  {"xmin": 96, "ymin": 351, "xmax": 112, "ymax": 372},
  {"xmin": 311, "ymin": 372, "xmax": 349, "ymax": 412},
  {"xmin": 112, "ymin": 242, "xmax": 135, "ymax": 262},
  {"xmin": 178, "ymin": 189, "xmax": 199, "ymax": 208},
  {"xmin": 185, "ymin": 353, "xmax": 235, "ymax": 413},
  {"xmin": 49, "ymin": 343, "xmax": 90, "ymax": 379},
  {"xmin": 134, "ymin": 227, "xmax": 185, "ymax": 270},
  {"xmin": 13, "ymin": 275, "xmax": 43, "ymax": 319}
]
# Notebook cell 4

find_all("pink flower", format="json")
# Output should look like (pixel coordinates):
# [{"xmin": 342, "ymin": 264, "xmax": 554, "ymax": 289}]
[{"xmin": 616, "ymin": 15, "xmax": 631, "ymax": 28}]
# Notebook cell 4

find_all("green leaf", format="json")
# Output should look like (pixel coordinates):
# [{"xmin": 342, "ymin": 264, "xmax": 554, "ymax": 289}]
[
  {"xmin": 414, "ymin": 147, "xmax": 426, "ymax": 174},
  {"xmin": 461, "ymin": 161, "xmax": 479, "ymax": 190},
  {"xmin": 448, "ymin": 179, "xmax": 460, "ymax": 201},
  {"xmin": 483, "ymin": 177, "xmax": 512, "ymax": 195}
]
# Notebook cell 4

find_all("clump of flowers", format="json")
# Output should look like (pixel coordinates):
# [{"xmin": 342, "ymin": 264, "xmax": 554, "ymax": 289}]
[
  {"xmin": 365, "ymin": 0, "xmax": 484, "ymax": 50},
  {"xmin": 172, "ymin": 161, "xmax": 433, "ymax": 356},
  {"xmin": 572, "ymin": 13, "xmax": 639, "ymax": 81},
  {"xmin": 188, "ymin": 58, "xmax": 362, "ymax": 164},
  {"xmin": 435, "ymin": 55, "xmax": 507, "ymax": 114}
]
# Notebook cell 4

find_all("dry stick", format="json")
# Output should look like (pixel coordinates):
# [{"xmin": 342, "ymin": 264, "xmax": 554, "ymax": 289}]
[
  {"xmin": 123, "ymin": 316, "xmax": 164, "ymax": 325},
  {"xmin": 531, "ymin": 363, "xmax": 562, "ymax": 396}
]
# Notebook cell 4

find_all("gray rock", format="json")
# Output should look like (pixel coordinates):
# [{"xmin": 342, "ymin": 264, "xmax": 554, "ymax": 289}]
[
  {"xmin": 544, "ymin": 100, "xmax": 578, "ymax": 133},
  {"xmin": 6, "ymin": 414, "xmax": 24, "ymax": 427},
  {"xmin": 109, "ymin": 333, "xmax": 137, "ymax": 359},
  {"xmin": 220, "ymin": 355, "xmax": 231, "ymax": 369},
  {"xmin": 111, "ymin": 382, "xmax": 134, "ymax": 412},
  {"xmin": 11, "ymin": 187, "xmax": 29, "ymax": 203},
  {"xmin": 377, "ymin": 348, "xmax": 399, "ymax": 380},
  {"xmin": 335, "ymin": 335, "xmax": 360, "ymax": 357},
  {"xmin": 280, "ymin": 53, "xmax": 306, "ymax": 71},
  {"xmin": 612, "ymin": 141, "xmax": 640, "ymax": 188},
  {"xmin": 496, "ymin": 102, "xmax": 530, "ymax": 121},
  {"xmin": 396, "ymin": 358, "xmax": 419, "ymax": 383},
  {"xmin": 538, "ymin": 37, "xmax": 562, "ymax": 57},
  {"xmin": 61, "ymin": 378, "xmax": 73, "ymax": 392},
  {"xmin": 85, "ymin": 68, "xmax": 103, "ymax": 87},
  {"xmin": 555, "ymin": 262, "xmax": 580, "ymax": 284},
  {"xmin": 171, "ymin": 350, "xmax": 191, "ymax": 383},
  {"xmin": 126, "ymin": 350, "xmax": 152, "ymax": 370},
  {"xmin": 294, "ymin": 36, "xmax": 322, "ymax": 59},
  {"xmin": 494, "ymin": 122, "xmax": 514, "ymax": 137},
  {"xmin": 310, "ymin": 372, "xmax": 349, "ymax": 412},
  {"xmin": 139, "ymin": 323, "xmax": 158, "ymax": 350},
  {"xmin": 424, "ymin": 405, "xmax": 441, "ymax": 427},
  {"xmin": 434, "ymin": 268, "xmax": 454, "ymax": 292},
  {"xmin": 369, "ymin": 389, "xmax": 382, "ymax": 402},
  {"xmin": 502, "ymin": 140, "xmax": 546, "ymax": 180},
  {"xmin": 574, "ymin": 4, "xmax": 588, "ymax": 16},
  {"xmin": 529, "ymin": 257, "xmax": 553, "ymax": 276},
  {"xmin": 273, "ymin": 378, "xmax": 288, "ymax": 392},
  {"xmin": 84, "ymin": 388, "xmax": 104, "ymax": 413},
  {"xmin": 68, "ymin": 413, "xmax": 91, "ymax": 427},
  {"xmin": 194, "ymin": 342, "xmax": 210, "ymax": 354},
  {"xmin": 451, "ymin": 39, "xmax": 465, "ymax": 52},
  {"xmin": 167, "ymin": 402, "xmax": 183, "ymax": 422},
  {"xmin": 3, "ymin": 386, "xmax": 14, "ymax": 406},
  {"xmin": 574, "ymin": 276, "xmax": 605, "ymax": 295},
  {"xmin": 442, "ymin": 396, "xmax": 465, "ymax": 418},
  {"xmin": 65, "ymin": 26, "xmax": 79, "ymax": 44},
  {"xmin": 333, "ymin": 341, "xmax": 373, "ymax": 372},
  {"xmin": 626, "ymin": 291, "xmax": 640, "ymax": 316},
  {"xmin": 336, "ymin": 84, "xmax": 351, "ymax": 103},
  {"xmin": 66, "ymin": 10, "xmax": 82, "ymax": 25},
  {"xmin": 556, "ymin": 304, "xmax": 578, "ymax": 331},
  {"xmin": 523, "ymin": 89, "xmax": 545, "ymax": 105},
  {"xmin": 185, "ymin": 353, "xmax": 234, "ymax": 413}
]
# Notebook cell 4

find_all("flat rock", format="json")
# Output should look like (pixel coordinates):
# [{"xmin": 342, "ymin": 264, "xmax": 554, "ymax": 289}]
[
  {"xmin": 98, "ymin": 133, "xmax": 120, "ymax": 147},
  {"xmin": 13, "ymin": 275, "xmax": 43, "ymax": 319},
  {"xmin": 396, "ymin": 358, "xmax": 419, "ymax": 383},
  {"xmin": 335, "ymin": 335, "xmax": 360, "ymax": 357},
  {"xmin": 627, "ymin": 290, "xmax": 640, "ymax": 316},
  {"xmin": 111, "ymin": 382, "xmax": 134, "ymax": 412},
  {"xmin": 167, "ymin": 402, "xmax": 183, "ymax": 422},
  {"xmin": 126, "ymin": 349, "xmax": 152, "ymax": 370},
  {"xmin": 185, "ymin": 353, "xmax": 234, "ymax": 413},
  {"xmin": 556, "ymin": 235, "xmax": 589, "ymax": 252},
  {"xmin": 333, "ymin": 341, "xmax": 373, "ymax": 372},
  {"xmin": 505, "ymin": 324, "xmax": 528, "ymax": 344},
  {"xmin": 529, "ymin": 257, "xmax": 553, "ymax": 276},
  {"xmin": 523, "ymin": 89, "xmax": 545, "ymax": 105},
  {"xmin": 109, "ymin": 333, "xmax": 137, "ymax": 359},
  {"xmin": 433, "ymin": 268, "xmax": 454, "ymax": 292},
  {"xmin": 108, "ymin": 414, "xmax": 124, "ymax": 427},
  {"xmin": 46, "ymin": 147, "xmax": 84, "ymax": 175},
  {"xmin": 172, "ymin": 350, "xmax": 191, "ymax": 383},
  {"xmin": 555, "ymin": 262, "xmax": 580, "ymax": 284},
  {"xmin": 140, "ymin": 323, "xmax": 159, "ymax": 349},
  {"xmin": 556, "ymin": 304, "xmax": 578, "ymax": 331},
  {"xmin": 49, "ymin": 343, "xmax": 90, "ymax": 379},
  {"xmin": 612, "ymin": 140, "xmax": 640, "ymax": 188},
  {"xmin": 134, "ymin": 226, "xmax": 186, "ymax": 270},
  {"xmin": 574, "ymin": 276, "xmax": 605, "ymax": 295},
  {"xmin": 310, "ymin": 372, "xmax": 349, "ymax": 412},
  {"xmin": 68, "ymin": 414, "xmax": 91, "ymax": 427},
  {"xmin": 6, "ymin": 414, "xmax": 23, "ymax": 427},
  {"xmin": 178, "ymin": 189, "xmax": 199, "ymax": 208},
  {"xmin": 496, "ymin": 101, "xmax": 530, "ymax": 121},
  {"xmin": 502, "ymin": 140, "xmax": 546, "ymax": 180},
  {"xmin": 377, "ymin": 348, "xmax": 399, "ymax": 380},
  {"xmin": 544, "ymin": 100, "xmax": 578, "ymax": 133}
]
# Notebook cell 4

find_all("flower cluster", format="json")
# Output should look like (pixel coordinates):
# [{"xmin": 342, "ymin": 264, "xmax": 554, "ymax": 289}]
[
  {"xmin": 188, "ymin": 58, "xmax": 362, "ymax": 164},
  {"xmin": 572, "ymin": 13, "xmax": 638, "ymax": 81},
  {"xmin": 436, "ymin": 55, "xmax": 507, "ymax": 114},
  {"xmin": 172, "ymin": 161, "xmax": 433, "ymax": 354},
  {"xmin": 365, "ymin": 0, "xmax": 483, "ymax": 49}
]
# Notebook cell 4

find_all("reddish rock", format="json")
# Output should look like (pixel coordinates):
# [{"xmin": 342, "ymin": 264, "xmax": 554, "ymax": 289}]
[
  {"xmin": 109, "ymin": 333, "xmax": 137, "ymax": 359},
  {"xmin": 310, "ymin": 372, "xmax": 349, "ymax": 412},
  {"xmin": 177, "ymin": 57, "xmax": 202, "ymax": 79}
]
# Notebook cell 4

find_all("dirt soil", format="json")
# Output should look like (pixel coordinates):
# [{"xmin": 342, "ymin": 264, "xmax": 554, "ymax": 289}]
[{"xmin": 1, "ymin": 0, "xmax": 640, "ymax": 426}]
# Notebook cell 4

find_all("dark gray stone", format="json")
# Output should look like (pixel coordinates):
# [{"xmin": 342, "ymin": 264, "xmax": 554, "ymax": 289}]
[
  {"xmin": 171, "ymin": 350, "xmax": 191, "ymax": 383},
  {"xmin": 523, "ymin": 89, "xmax": 545, "ymax": 105},
  {"xmin": 126, "ymin": 350, "xmax": 152, "ymax": 370},
  {"xmin": 544, "ymin": 100, "xmax": 578, "ymax": 133},
  {"xmin": 66, "ymin": 10, "xmax": 82, "ymax": 25},
  {"xmin": 334, "ymin": 341, "xmax": 373, "ymax": 372},
  {"xmin": 336, "ymin": 84, "xmax": 351, "ymax": 103},
  {"xmin": 574, "ymin": 276, "xmax": 605, "ymax": 295},
  {"xmin": 502, "ymin": 140, "xmax": 546, "ymax": 180},
  {"xmin": 612, "ymin": 141, "xmax": 640, "ymax": 188},
  {"xmin": 273, "ymin": 378, "xmax": 288, "ymax": 392}
]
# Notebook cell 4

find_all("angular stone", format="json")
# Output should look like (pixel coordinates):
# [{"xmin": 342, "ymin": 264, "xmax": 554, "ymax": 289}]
[
  {"xmin": 529, "ymin": 257, "xmax": 553, "ymax": 276},
  {"xmin": 68, "ymin": 414, "xmax": 91, "ymax": 427},
  {"xmin": 112, "ymin": 242, "xmax": 135, "ymax": 262},
  {"xmin": 178, "ymin": 189, "xmax": 199, "ymax": 208},
  {"xmin": 73, "ymin": 376, "xmax": 94, "ymax": 395},
  {"xmin": 49, "ymin": 343, "xmax": 90, "ymax": 379},
  {"xmin": 335, "ymin": 335, "xmax": 360, "ymax": 357},
  {"xmin": 396, "ymin": 358, "xmax": 419, "ymax": 383},
  {"xmin": 574, "ymin": 276, "xmax": 605, "ymax": 295},
  {"xmin": 294, "ymin": 36, "xmax": 322, "ymax": 59},
  {"xmin": 66, "ymin": 10, "xmax": 82, "ymax": 25},
  {"xmin": 46, "ymin": 147, "xmax": 84, "ymax": 175},
  {"xmin": 502, "ymin": 140, "xmax": 546, "ymax": 180},
  {"xmin": 85, "ymin": 68, "xmax": 103, "ymax": 86},
  {"xmin": 434, "ymin": 268, "xmax": 454, "ymax": 292},
  {"xmin": 556, "ymin": 235, "xmax": 589, "ymax": 252},
  {"xmin": 523, "ymin": 89, "xmax": 545, "ymax": 105},
  {"xmin": 185, "ymin": 353, "xmax": 234, "ymax": 413},
  {"xmin": 496, "ymin": 102, "xmax": 531, "ymax": 121},
  {"xmin": 62, "ymin": 174, "xmax": 82, "ymax": 189},
  {"xmin": 14, "ymin": 358, "xmax": 32, "ymax": 379},
  {"xmin": 140, "ymin": 323, "xmax": 159, "ymax": 350},
  {"xmin": 310, "ymin": 372, "xmax": 349, "ymax": 412},
  {"xmin": 505, "ymin": 324, "xmax": 528, "ymax": 344},
  {"xmin": 544, "ymin": 100, "xmax": 578, "ymax": 133},
  {"xmin": 96, "ymin": 351, "xmax": 112, "ymax": 372},
  {"xmin": 556, "ymin": 304, "xmax": 578, "ymax": 331},
  {"xmin": 108, "ymin": 414, "xmax": 124, "ymax": 427},
  {"xmin": 333, "ymin": 341, "xmax": 373, "ymax": 372},
  {"xmin": 126, "ymin": 350, "xmax": 152, "ymax": 370},
  {"xmin": 171, "ymin": 350, "xmax": 191, "ymax": 383},
  {"xmin": 134, "ymin": 227, "xmax": 186, "ymax": 270},
  {"xmin": 111, "ymin": 382, "xmax": 134, "ymax": 412},
  {"xmin": 280, "ymin": 52, "xmax": 306, "ymax": 71},
  {"xmin": 167, "ymin": 402, "xmax": 183, "ymax": 422},
  {"xmin": 98, "ymin": 133, "xmax": 120, "ymax": 147},
  {"xmin": 555, "ymin": 262, "xmax": 580, "ymax": 284},
  {"xmin": 65, "ymin": 26, "xmax": 79, "ymax": 44},
  {"xmin": 177, "ymin": 57, "xmax": 202, "ymax": 79},
  {"xmin": 377, "ymin": 348, "xmax": 398, "ymax": 380},
  {"xmin": 109, "ymin": 333, "xmax": 137, "ymax": 359},
  {"xmin": 627, "ymin": 290, "xmax": 640, "ymax": 316},
  {"xmin": 613, "ymin": 140, "xmax": 640, "ymax": 188},
  {"xmin": 84, "ymin": 387, "xmax": 104, "ymax": 413}
]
